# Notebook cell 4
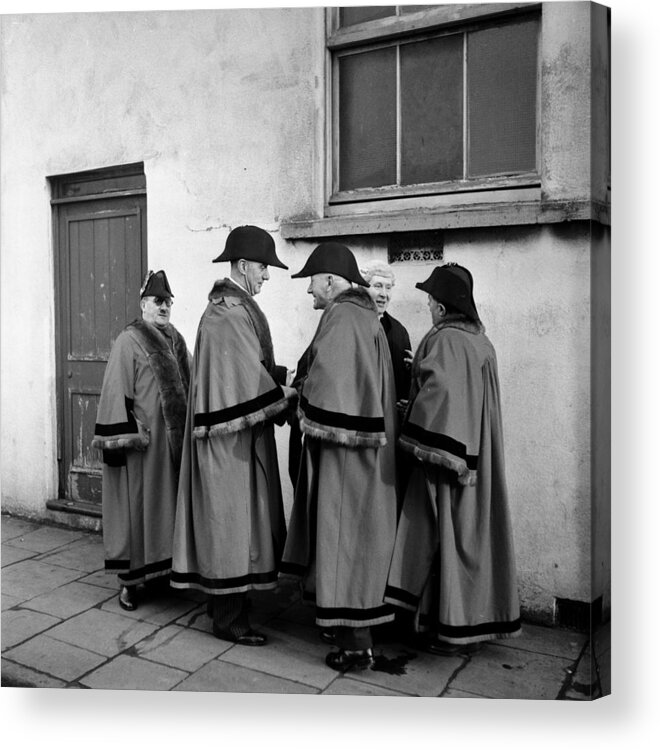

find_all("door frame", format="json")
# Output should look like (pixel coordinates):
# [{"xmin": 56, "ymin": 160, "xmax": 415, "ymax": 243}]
[{"xmin": 49, "ymin": 163, "xmax": 147, "ymax": 517}]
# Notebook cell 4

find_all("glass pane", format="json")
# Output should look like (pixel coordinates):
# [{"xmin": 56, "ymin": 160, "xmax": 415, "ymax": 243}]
[
  {"xmin": 339, "ymin": 48, "xmax": 397, "ymax": 190},
  {"xmin": 401, "ymin": 33, "xmax": 464, "ymax": 185},
  {"xmin": 339, "ymin": 6, "xmax": 397, "ymax": 27},
  {"xmin": 468, "ymin": 18, "xmax": 538, "ymax": 176}
]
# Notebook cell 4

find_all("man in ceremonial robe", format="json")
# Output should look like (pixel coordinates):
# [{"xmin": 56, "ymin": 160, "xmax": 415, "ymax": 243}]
[
  {"xmin": 171, "ymin": 226, "xmax": 295, "ymax": 646},
  {"xmin": 280, "ymin": 242, "xmax": 398, "ymax": 673},
  {"xmin": 92, "ymin": 270, "xmax": 190, "ymax": 611},
  {"xmin": 384, "ymin": 264, "xmax": 521, "ymax": 653}
]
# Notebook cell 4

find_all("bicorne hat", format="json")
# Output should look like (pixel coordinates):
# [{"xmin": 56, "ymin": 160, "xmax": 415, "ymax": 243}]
[
  {"xmin": 212, "ymin": 225, "xmax": 288, "ymax": 269},
  {"xmin": 415, "ymin": 264, "xmax": 480, "ymax": 321},
  {"xmin": 291, "ymin": 242, "xmax": 368, "ymax": 287},
  {"xmin": 140, "ymin": 270, "xmax": 174, "ymax": 299}
]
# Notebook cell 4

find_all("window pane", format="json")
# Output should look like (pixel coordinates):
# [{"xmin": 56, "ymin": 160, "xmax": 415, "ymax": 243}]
[
  {"xmin": 401, "ymin": 34, "xmax": 464, "ymax": 185},
  {"xmin": 339, "ymin": 7, "xmax": 397, "ymax": 27},
  {"xmin": 468, "ymin": 19, "xmax": 538, "ymax": 176},
  {"xmin": 339, "ymin": 48, "xmax": 397, "ymax": 190}
]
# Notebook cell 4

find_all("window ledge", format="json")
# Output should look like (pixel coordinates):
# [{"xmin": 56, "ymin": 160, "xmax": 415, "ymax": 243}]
[{"xmin": 281, "ymin": 199, "xmax": 610, "ymax": 240}]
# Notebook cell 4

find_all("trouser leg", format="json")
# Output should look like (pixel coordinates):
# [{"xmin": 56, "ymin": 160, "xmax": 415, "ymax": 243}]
[
  {"xmin": 211, "ymin": 592, "xmax": 251, "ymax": 639},
  {"xmin": 334, "ymin": 626, "xmax": 372, "ymax": 651}
]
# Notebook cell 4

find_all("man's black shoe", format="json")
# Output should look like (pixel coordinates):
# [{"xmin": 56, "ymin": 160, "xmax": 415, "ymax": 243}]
[
  {"xmin": 325, "ymin": 648, "xmax": 374, "ymax": 673},
  {"xmin": 118, "ymin": 585, "xmax": 137, "ymax": 611},
  {"xmin": 213, "ymin": 627, "xmax": 267, "ymax": 646}
]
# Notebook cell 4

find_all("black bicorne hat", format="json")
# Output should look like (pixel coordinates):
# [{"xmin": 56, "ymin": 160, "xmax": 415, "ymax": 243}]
[
  {"xmin": 140, "ymin": 270, "xmax": 174, "ymax": 299},
  {"xmin": 415, "ymin": 264, "xmax": 480, "ymax": 321},
  {"xmin": 212, "ymin": 225, "xmax": 288, "ymax": 269},
  {"xmin": 291, "ymin": 242, "xmax": 368, "ymax": 287}
]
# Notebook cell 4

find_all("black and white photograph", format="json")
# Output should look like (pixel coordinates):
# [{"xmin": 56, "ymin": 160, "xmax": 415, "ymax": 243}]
[{"xmin": 0, "ymin": 0, "xmax": 647, "ymax": 743}]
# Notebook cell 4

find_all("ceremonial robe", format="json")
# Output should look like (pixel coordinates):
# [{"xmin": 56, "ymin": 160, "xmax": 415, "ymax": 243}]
[
  {"xmin": 385, "ymin": 317, "xmax": 521, "ymax": 644},
  {"xmin": 281, "ymin": 288, "xmax": 398, "ymax": 628},
  {"xmin": 92, "ymin": 319, "xmax": 190, "ymax": 585},
  {"xmin": 171, "ymin": 279, "xmax": 292, "ymax": 595}
]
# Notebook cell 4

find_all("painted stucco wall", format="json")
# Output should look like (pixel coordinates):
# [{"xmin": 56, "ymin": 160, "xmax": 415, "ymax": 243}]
[{"xmin": 0, "ymin": 5, "xmax": 609, "ymax": 620}]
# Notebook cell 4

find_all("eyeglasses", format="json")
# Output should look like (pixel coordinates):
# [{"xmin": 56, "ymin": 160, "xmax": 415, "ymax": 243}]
[{"xmin": 151, "ymin": 297, "xmax": 173, "ymax": 307}]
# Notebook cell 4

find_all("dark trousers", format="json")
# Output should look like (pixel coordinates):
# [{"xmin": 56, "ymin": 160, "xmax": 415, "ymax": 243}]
[
  {"xmin": 208, "ymin": 593, "xmax": 250, "ymax": 638},
  {"xmin": 334, "ymin": 626, "xmax": 372, "ymax": 651}
]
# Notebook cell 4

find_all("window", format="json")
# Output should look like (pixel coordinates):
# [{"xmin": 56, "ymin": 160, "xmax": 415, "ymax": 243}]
[{"xmin": 330, "ymin": 6, "xmax": 540, "ymax": 203}]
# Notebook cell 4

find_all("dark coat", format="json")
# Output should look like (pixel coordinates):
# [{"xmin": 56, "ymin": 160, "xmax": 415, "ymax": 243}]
[{"xmin": 381, "ymin": 311, "xmax": 411, "ymax": 401}]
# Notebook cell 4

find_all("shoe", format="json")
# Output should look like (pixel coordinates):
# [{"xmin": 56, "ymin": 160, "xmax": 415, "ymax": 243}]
[
  {"xmin": 118, "ymin": 586, "xmax": 137, "ymax": 611},
  {"xmin": 319, "ymin": 629, "xmax": 335, "ymax": 645},
  {"xmin": 212, "ymin": 627, "xmax": 267, "ymax": 646},
  {"xmin": 325, "ymin": 648, "xmax": 374, "ymax": 673}
]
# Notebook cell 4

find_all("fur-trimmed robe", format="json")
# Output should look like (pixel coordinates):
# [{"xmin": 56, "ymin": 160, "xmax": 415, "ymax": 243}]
[
  {"xmin": 385, "ymin": 317, "xmax": 521, "ymax": 644},
  {"xmin": 171, "ymin": 279, "xmax": 294, "ymax": 595},
  {"xmin": 280, "ymin": 288, "xmax": 398, "ymax": 628},
  {"xmin": 92, "ymin": 319, "xmax": 190, "ymax": 585}
]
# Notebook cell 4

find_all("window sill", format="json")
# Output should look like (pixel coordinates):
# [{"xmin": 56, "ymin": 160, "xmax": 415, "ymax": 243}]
[{"xmin": 280, "ymin": 199, "xmax": 610, "ymax": 240}]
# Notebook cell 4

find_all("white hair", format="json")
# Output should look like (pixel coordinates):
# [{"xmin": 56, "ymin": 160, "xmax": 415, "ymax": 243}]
[{"xmin": 360, "ymin": 260, "xmax": 395, "ymax": 285}]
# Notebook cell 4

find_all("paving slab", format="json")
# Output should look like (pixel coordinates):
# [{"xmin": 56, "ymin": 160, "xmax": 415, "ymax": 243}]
[
  {"xmin": 4, "ymin": 633, "xmax": 107, "ymax": 682},
  {"xmin": 1, "ymin": 544, "xmax": 39, "ymax": 567},
  {"xmin": 46, "ymin": 608, "xmax": 160, "ymax": 657},
  {"xmin": 2, "ymin": 593, "xmax": 23, "ymax": 611},
  {"xmin": 37, "ymin": 537, "xmax": 104, "ymax": 573},
  {"xmin": 1, "ymin": 517, "xmax": 42, "ymax": 542},
  {"xmin": 450, "ymin": 643, "xmax": 573, "ymax": 700},
  {"xmin": 100, "ymin": 590, "xmax": 200, "ymax": 625},
  {"xmin": 131, "ymin": 624, "xmax": 233, "ymax": 671},
  {"xmin": 174, "ymin": 659, "xmax": 318, "ymax": 694},
  {"xmin": 265, "ymin": 614, "xmax": 327, "ymax": 648},
  {"xmin": 22, "ymin": 581, "xmax": 115, "ymax": 618},
  {"xmin": 80, "ymin": 653, "xmax": 187, "ymax": 690},
  {"xmin": 1, "ymin": 657, "xmax": 67, "ymax": 689},
  {"xmin": 219, "ymin": 623, "xmax": 338, "ymax": 691},
  {"xmin": 77, "ymin": 569, "xmax": 119, "ymax": 589},
  {"xmin": 1, "ymin": 608, "xmax": 61, "ymax": 650},
  {"xmin": 497, "ymin": 623, "xmax": 586, "ymax": 660},
  {"xmin": 1, "ymin": 558, "xmax": 84, "ymax": 602},
  {"xmin": 174, "ymin": 602, "xmax": 213, "ymax": 633},
  {"xmin": 6, "ymin": 526, "xmax": 85, "ymax": 553},
  {"xmin": 346, "ymin": 645, "xmax": 462, "ymax": 697},
  {"xmin": 322, "ymin": 676, "xmax": 409, "ymax": 697},
  {"xmin": 265, "ymin": 615, "xmax": 462, "ymax": 697}
]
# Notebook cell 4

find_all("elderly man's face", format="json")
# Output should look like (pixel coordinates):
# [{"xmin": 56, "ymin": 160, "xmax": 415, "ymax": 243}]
[
  {"xmin": 367, "ymin": 274, "xmax": 393, "ymax": 316},
  {"xmin": 307, "ymin": 274, "xmax": 333, "ymax": 310},
  {"xmin": 141, "ymin": 296, "xmax": 172, "ymax": 328},
  {"xmin": 241, "ymin": 261, "xmax": 270, "ymax": 296}
]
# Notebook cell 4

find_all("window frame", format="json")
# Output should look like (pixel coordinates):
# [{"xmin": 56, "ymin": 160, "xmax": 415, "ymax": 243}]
[{"xmin": 326, "ymin": 3, "xmax": 542, "ymax": 206}]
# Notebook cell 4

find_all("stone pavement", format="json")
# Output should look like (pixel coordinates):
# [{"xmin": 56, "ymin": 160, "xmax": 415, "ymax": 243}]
[{"xmin": 1, "ymin": 514, "xmax": 610, "ymax": 699}]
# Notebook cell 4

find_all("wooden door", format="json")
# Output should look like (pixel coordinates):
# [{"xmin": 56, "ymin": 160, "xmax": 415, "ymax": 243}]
[{"xmin": 52, "ymin": 166, "xmax": 146, "ymax": 512}]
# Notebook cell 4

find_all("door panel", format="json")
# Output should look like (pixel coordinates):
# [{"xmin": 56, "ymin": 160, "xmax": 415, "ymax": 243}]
[{"xmin": 56, "ymin": 191, "xmax": 146, "ymax": 507}]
